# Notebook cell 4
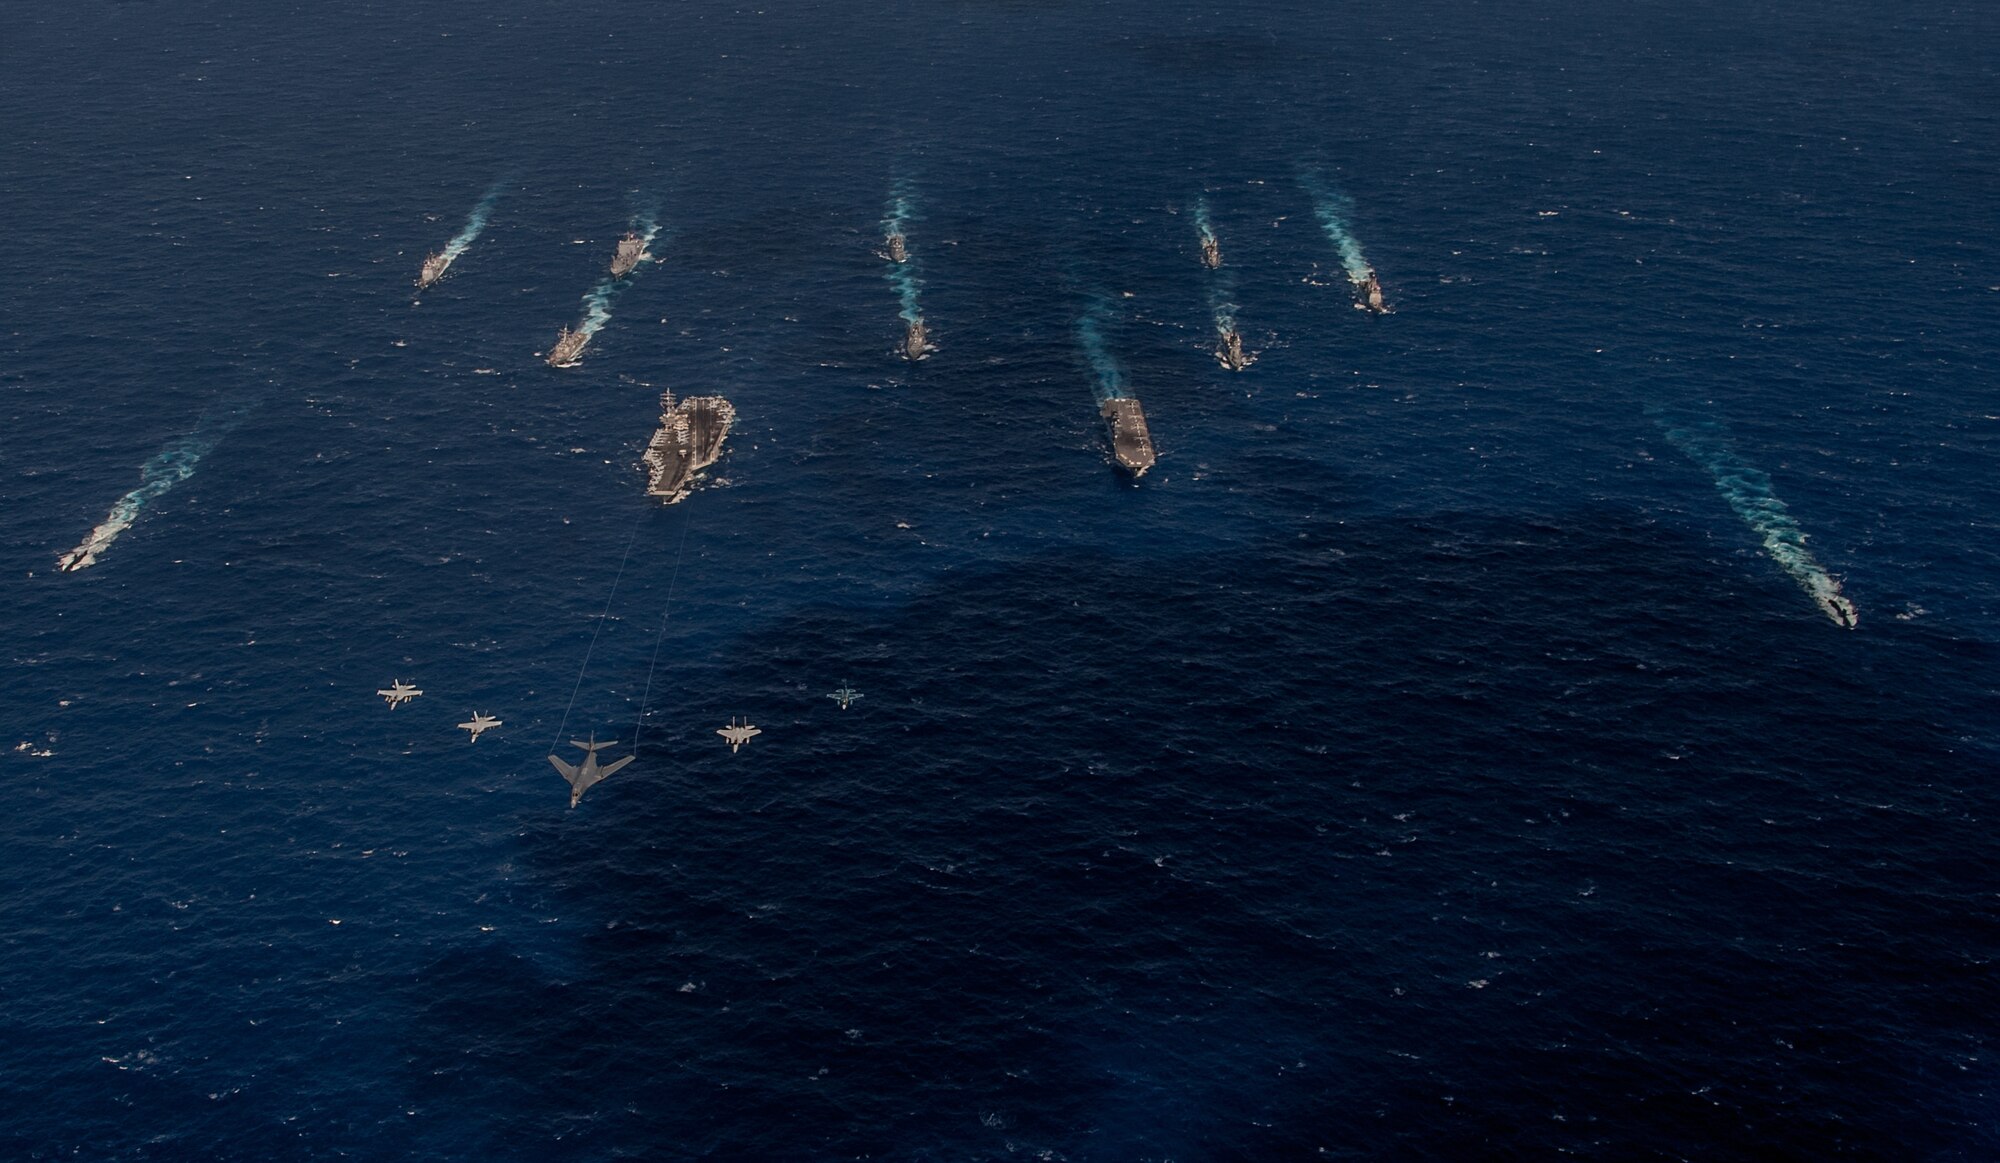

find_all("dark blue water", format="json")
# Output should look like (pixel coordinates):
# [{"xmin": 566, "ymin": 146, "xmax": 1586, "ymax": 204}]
[{"xmin": 4, "ymin": 1, "xmax": 1997, "ymax": 1158}]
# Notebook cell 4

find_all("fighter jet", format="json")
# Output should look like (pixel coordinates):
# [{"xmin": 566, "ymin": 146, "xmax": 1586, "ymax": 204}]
[
  {"xmin": 377, "ymin": 679, "xmax": 422, "ymax": 709},
  {"xmin": 548, "ymin": 734, "xmax": 634, "ymax": 808},
  {"xmin": 827, "ymin": 683, "xmax": 862, "ymax": 710},
  {"xmin": 458, "ymin": 712, "xmax": 502, "ymax": 742},
  {"xmin": 717, "ymin": 718, "xmax": 762, "ymax": 753}
]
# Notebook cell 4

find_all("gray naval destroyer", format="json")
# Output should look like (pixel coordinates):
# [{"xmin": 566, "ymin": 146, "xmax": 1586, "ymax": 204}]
[
  {"xmin": 1199, "ymin": 233, "xmax": 1221, "ymax": 270},
  {"xmin": 884, "ymin": 231, "xmax": 908, "ymax": 263},
  {"xmin": 610, "ymin": 231, "xmax": 648, "ymax": 278},
  {"xmin": 1216, "ymin": 329, "xmax": 1252, "ymax": 371},
  {"xmin": 1100, "ymin": 397, "xmax": 1157, "ymax": 478},
  {"xmin": 546, "ymin": 326, "xmax": 590, "ymax": 367},
  {"xmin": 416, "ymin": 251, "xmax": 451, "ymax": 290},
  {"xmin": 902, "ymin": 318, "xmax": 930, "ymax": 362},
  {"xmin": 1354, "ymin": 270, "xmax": 1389, "ymax": 314},
  {"xmin": 644, "ymin": 392, "xmax": 737, "ymax": 503}
]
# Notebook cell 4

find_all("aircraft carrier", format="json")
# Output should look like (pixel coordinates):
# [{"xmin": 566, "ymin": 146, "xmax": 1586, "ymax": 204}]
[
  {"xmin": 644, "ymin": 392, "xmax": 737, "ymax": 503},
  {"xmin": 1100, "ymin": 397, "xmax": 1156, "ymax": 477},
  {"xmin": 546, "ymin": 326, "xmax": 589, "ymax": 367},
  {"xmin": 610, "ymin": 232, "xmax": 647, "ymax": 278}
]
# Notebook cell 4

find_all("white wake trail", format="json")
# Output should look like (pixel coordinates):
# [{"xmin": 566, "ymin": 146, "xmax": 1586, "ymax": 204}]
[
  {"xmin": 58, "ymin": 429, "xmax": 223, "ymax": 572},
  {"xmin": 1658, "ymin": 418, "xmax": 1859, "ymax": 628}
]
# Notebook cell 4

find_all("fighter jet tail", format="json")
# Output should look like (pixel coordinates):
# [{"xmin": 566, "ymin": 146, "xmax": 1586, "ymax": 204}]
[{"xmin": 571, "ymin": 738, "xmax": 613, "ymax": 752}]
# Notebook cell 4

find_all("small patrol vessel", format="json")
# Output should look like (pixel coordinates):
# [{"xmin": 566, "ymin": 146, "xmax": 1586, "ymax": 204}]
[
  {"xmin": 644, "ymin": 392, "xmax": 737, "ymax": 503},
  {"xmin": 416, "ymin": 251, "xmax": 450, "ymax": 290},
  {"xmin": 546, "ymin": 326, "xmax": 589, "ymax": 367},
  {"xmin": 610, "ymin": 231, "xmax": 647, "ymax": 278},
  {"xmin": 1216, "ymin": 329, "xmax": 1252, "ymax": 371},
  {"xmin": 1815, "ymin": 586, "xmax": 1860, "ymax": 629}
]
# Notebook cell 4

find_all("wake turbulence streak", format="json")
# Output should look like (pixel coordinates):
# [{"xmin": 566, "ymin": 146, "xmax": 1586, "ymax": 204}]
[
  {"xmin": 57, "ymin": 417, "xmax": 236, "ymax": 572},
  {"xmin": 1300, "ymin": 172, "xmax": 1389, "ymax": 314},
  {"xmin": 1077, "ymin": 297, "xmax": 1156, "ymax": 477},
  {"xmin": 1658, "ymin": 418, "xmax": 1859, "ymax": 628},
  {"xmin": 1193, "ymin": 198, "xmax": 1251, "ymax": 371},
  {"xmin": 416, "ymin": 181, "xmax": 506, "ymax": 291},
  {"xmin": 1194, "ymin": 197, "xmax": 1221, "ymax": 270},
  {"xmin": 547, "ymin": 209, "xmax": 662, "ymax": 368},
  {"xmin": 881, "ymin": 185, "xmax": 930, "ymax": 361}
]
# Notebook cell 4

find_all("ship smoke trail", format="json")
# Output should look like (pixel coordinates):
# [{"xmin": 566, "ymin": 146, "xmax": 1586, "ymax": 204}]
[
  {"xmin": 440, "ymin": 182, "xmax": 505, "ymax": 268},
  {"xmin": 1299, "ymin": 171, "xmax": 1375, "ymax": 287},
  {"xmin": 572, "ymin": 208, "xmax": 663, "ymax": 350},
  {"xmin": 1656, "ymin": 415, "xmax": 1859, "ymax": 628},
  {"xmin": 57, "ymin": 410, "xmax": 244, "ymax": 572},
  {"xmin": 1076, "ymin": 297, "xmax": 1128, "ymax": 404}
]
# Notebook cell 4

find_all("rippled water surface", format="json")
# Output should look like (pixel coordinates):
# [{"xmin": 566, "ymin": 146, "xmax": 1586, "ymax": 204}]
[{"xmin": 2, "ymin": 1, "xmax": 1997, "ymax": 1158}]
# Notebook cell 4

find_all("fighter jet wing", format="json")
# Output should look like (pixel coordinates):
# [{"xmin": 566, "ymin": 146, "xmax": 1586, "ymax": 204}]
[{"xmin": 548, "ymin": 755, "xmax": 580, "ymax": 780}]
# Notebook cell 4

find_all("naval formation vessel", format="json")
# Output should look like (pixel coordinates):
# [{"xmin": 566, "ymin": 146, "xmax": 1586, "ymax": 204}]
[
  {"xmin": 885, "ymin": 232, "xmax": 908, "ymax": 263},
  {"xmin": 416, "ymin": 251, "xmax": 451, "ymax": 290},
  {"xmin": 1199, "ymin": 234, "xmax": 1221, "ymax": 270},
  {"xmin": 610, "ymin": 232, "xmax": 648, "ymax": 278},
  {"xmin": 1216, "ymin": 329, "xmax": 1252, "ymax": 371},
  {"xmin": 546, "ymin": 326, "xmax": 589, "ymax": 368},
  {"xmin": 1100, "ymin": 397, "xmax": 1157, "ymax": 477},
  {"xmin": 644, "ymin": 392, "xmax": 737, "ymax": 503},
  {"xmin": 902, "ymin": 319, "xmax": 930, "ymax": 361},
  {"xmin": 1355, "ymin": 270, "xmax": 1388, "ymax": 314}
]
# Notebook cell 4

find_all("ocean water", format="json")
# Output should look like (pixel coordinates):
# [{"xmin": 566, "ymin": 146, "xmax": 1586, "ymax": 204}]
[{"xmin": 3, "ymin": 0, "xmax": 1997, "ymax": 1158}]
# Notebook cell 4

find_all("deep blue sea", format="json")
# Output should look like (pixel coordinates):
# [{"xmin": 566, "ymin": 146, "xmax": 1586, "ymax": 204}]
[{"xmin": 4, "ymin": 1, "xmax": 1998, "ymax": 1158}]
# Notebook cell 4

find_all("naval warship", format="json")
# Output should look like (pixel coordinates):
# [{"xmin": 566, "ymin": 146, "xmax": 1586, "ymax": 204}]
[
  {"xmin": 546, "ymin": 326, "xmax": 589, "ymax": 367},
  {"xmin": 1100, "ymin": 397, "xmax": 1157, "ymax": 477},
  {"xmin": 902, "ymin": 318, "xmax": 930, "ymax": 361},
  {"xmin": 610, "ymin": 231, "xmax": 647, "ymax": 278},
  {"xmin": 644, "ymin": 392, "xmax": 737, "ymax": 503},
  {"xmin": 1354, "ymin": 270, "xmax": 1388, "ymax": 314},
  {"xmin": 416, "ymin": 251, "xmax": 450, "ymax": 290},
  {"xmin": 1199, "ymin": 234, "xmax": 1221, "ymax": 270},
  {"xmin": 885, "ymin": 232, "xmax": 908, "ymax": 263},
  {"xmin": 1216, "ymin": 329, "xmax": 1252, "ymax": 371}
]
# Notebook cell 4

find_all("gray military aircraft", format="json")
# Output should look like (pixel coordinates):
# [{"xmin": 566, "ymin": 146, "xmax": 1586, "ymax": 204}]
[
  {"xmin": 827, "ymin": 683, "xmax": 862, "ymax": 710},
  {"xmin": 458, "ymin": 712, "xmax": 501, "ymax": 741},
  {"xmin": 717, "ymin": 718, "xmax": 762, "ymax": 753},
  {"xmin": 549, "ymin": 734, "xmax": 635, "ymax": 808},
  {"xmin": 377, "ymin": 679, "xmax": 422, "ymax": 709}
]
